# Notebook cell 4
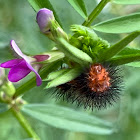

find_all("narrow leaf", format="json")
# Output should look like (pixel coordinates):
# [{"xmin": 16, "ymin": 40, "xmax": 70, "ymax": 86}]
[
  {"xmin": 43, "ymin": 69, "xmax": 68, "ymax": 81},
  {"xmin": 113, "ymin": 47, "xmax": 140, "ymax": 67},
  {"xmin": 126, "ymin": 62, "xmax": 140, "ymax": 67},
  {"xmin": 22, "ymin": 104, "xmax": 114, "ymax": 135},
  {"xmin": 28, "ymin": 0, "xmax": 62, "ymax": 27},
  {"xmin": 93, "ymin": 13, "xmax": 140, "ymax": 33},
  {"xmin": 99, "ymin": 32, "xmax": 140, "ymax": 61},
  {"xmin": 113, "ymin": 0, "xmax": 140, "ymax": 5},
  {"xmin": 109, "ymin": 54, "xmax": 140, "ymax": 65},
  {"xmin": 82, "ymin": 0, "xmax": 109, "ymax": 26},
  {"xmin": 45, "ymin": 67, "xmax": 82, "ymax": 88},
  {"xmin": 117, "ymin": 47, "xmax": 140, "ymax": 56},
  {"xmin": 67, "ymin": 0, "xmax": 87, "ymax": 19}
]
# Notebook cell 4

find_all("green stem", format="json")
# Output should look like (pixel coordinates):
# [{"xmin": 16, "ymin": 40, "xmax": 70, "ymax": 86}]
[
  {"xmin": 11, "ymin": 107, "xmax": 40, "ymax": 140},
  {"xmin": 99, "ymin": 31, "xmax": 140, "ymax": 62},
  {"xmin": 14, "ymin": 61, "xmax": 61, "ymax": 97},
  {"xmin": 82, "ymin": 0, "xmax": 110, "ymax": 27}
]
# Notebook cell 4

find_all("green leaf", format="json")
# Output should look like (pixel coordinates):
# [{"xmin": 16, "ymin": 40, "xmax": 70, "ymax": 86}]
[
  {"xmin": 0, "ymin": 103, "xmax": 9, "ymax": 113},
  {"xmin": 22, "ymin": 104, "xmax": 114, "ymax": 135},
  {"xmin": 82, "ymin": 0, "xmax": 109, "ymax": 27},
  {"xmin": 27, "ymin": 0, "xmax": 62, "ymax": 27},
  {"xmin": 67, "ymin": 0, "xmax": 87, "ymax": 19},
  {"xmin": 117, "ymin": 47, "xmax": 140, "ymax": 56},
  {"xmin": 99, "ymin": 32, "xmax": 140, "ymax": 61},
  {"xmin": 112, "ymin": 0, "xmax": 140, "ymax": 4},
  {"xmin": 43, "ymin": 69, "xmax": 68, "ymax": 81},
  {"xmin": 45, "ymin": 67, "xmax": 82, "ymax": 88},
  {"xmin": 113, "ymin": 47, "xmax": 140, "ymax": 67},
  {"xmin": 93, "ymin": 13, "xmax": 140, "ymax": 33},
  {"xmin": 126, "ymin": 62, "xmax": 140, "ymax": 67},
  {"xmin": 109, "ymin": 54, "xmax": 140, "ymax": 65}
]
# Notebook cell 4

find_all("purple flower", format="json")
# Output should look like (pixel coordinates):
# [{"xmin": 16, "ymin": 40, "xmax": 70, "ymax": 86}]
[
  {"xmin": 36, "ymin": 8, "xmax": 54, "ymax": 33},
  {"xmin": 0, "ymin": 40, "xmax": 50, "ymax": 86}
]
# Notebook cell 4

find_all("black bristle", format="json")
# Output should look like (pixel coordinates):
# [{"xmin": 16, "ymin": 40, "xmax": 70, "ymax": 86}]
[{"xmin": 53, "ymin": 64, "xmax": 123, "ymax": 110}]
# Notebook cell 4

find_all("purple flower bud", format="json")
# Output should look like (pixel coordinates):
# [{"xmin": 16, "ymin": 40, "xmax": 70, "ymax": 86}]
[{"xmin": 36, "ymin": 8, "xmax": 54, "ymax": 33}]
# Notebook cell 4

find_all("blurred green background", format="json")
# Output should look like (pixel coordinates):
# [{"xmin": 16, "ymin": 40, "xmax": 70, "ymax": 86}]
[{"xmin": 0, "ymin": 0, "xmax": 140, "ymax": 140}]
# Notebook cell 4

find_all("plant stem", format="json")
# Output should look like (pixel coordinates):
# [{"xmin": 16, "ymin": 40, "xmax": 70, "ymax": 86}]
[
  {"xmin": 14, "ymin": 61, "xmax": 61, "ymax": 97},
  {"xmin": 82, "ymin": 0, "xmax": 110, "ymax": 27},
  {"xmin": 11, "ymin": 107, "xmax": 40, "ymax": 140}
]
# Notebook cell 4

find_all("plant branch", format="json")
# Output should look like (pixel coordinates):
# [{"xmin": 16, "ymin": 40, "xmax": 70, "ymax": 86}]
[
  {"xmin": 82, "ymin": 0, "xmax": 110, "ymax": 27},
  {"xmin": 11, "ymin": 107, "xmax": 40, "ymax": 140}
]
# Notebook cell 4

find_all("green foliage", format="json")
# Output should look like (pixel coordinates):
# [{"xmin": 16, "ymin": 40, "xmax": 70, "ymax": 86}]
[
  {"xmin": 126, "ymin": 62, "xmax": 140, "ymax": 67},
  {"xmin": 70, "ymin": 25, "xmax": 109, "ymax": 60},
  {"xmin": 113, "ymin": 0, "xmax": 140, "ymax": 4},
  {"xmin": 112, "ymin": 47, "xmax": 140, "ymax": 66},
  {"xmin": 67, "ymin": 0, "xmax": 87, "ymax": 19},
  {"xmin": 1, "ymin": 0, "xmax": 140, "ymax": 140},
  {"xmin": 44, "ymin": 69, "xmax": 68, "ymax": 81},
  {"xmin": 22, "ymin": 104, "xmax": 113, "ymax": 135},
  {"xmin": 45, "ymin": 67, "xmax": 82, "ymax": 88},
  {"xmin": 82, "ymin": 0, "xmax": 110, "ymax": 27},
  {"xmin": 117, "ymin": 47, "xmax": 140, "ymax": 56},
  {"xmin": 99, "ymin": 32, "xmax": 140, "ymax": 62},
  {"xmin": 93, "ymin": 13, "xmax": 140, "ymax": 33},
  {"xmin": 109, "ymin": 54, "xmax": 140, "ymax": 65}
]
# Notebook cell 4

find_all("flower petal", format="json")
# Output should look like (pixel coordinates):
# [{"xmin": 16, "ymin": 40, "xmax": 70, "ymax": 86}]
[
  {"xmin": 36, "ymin": 8, "xmax": 54, "ymax": 33},
  {"xmin": 25, "ymin": 62, "xmax": 42, "ymax": 86},
  {"xmin": 10, "ymin": 40, "xmax": 26, "ymax": 58},
  {"xmin": 9, "ymin": 40, "xmax": 42, "ymax": 86},
  {"xmin": 8, "ymin": 60, "xmax": 31, "ymax": 82},
  {"xmin": 0, "ymin": 59, "xmax": 23, "ymax": 68}
]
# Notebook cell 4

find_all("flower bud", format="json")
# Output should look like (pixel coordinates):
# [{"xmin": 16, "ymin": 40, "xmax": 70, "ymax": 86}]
[
  {"xmin": 1, "ymin": 81, "xmax": 16, "ymax": 97},
  {"xmin": 36, "ymin": 8, "xmax": 55, "ymax": 34}
]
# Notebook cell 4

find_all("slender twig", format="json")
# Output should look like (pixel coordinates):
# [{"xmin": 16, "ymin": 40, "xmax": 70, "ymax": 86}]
[
  {"xmin": 82, "ymin": 0, "xmax": 110, "ymax": 27},
  {"xmin": 11, "ymin": 107, "xmax": 40, "ymax": 140}
]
